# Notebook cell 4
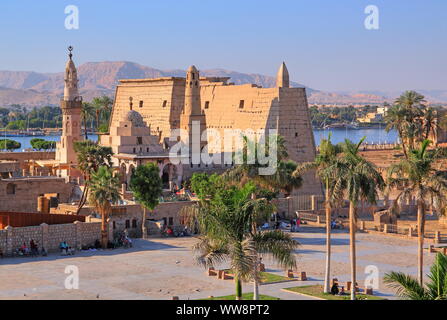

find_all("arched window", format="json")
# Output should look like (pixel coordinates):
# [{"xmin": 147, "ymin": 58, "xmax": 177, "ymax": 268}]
[{"xmin": 6, "ymin": 183, "xmax": 16, "ymax": 195}]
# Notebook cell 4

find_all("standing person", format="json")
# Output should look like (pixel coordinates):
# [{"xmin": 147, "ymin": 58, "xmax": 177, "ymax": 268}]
[
  {"xmin": 30, "ymin": 239, "xmax": 38, "ymax": 256},
  {"xmin": 296, "ymin": 217, "xmax": 301, "ymax": 231}
]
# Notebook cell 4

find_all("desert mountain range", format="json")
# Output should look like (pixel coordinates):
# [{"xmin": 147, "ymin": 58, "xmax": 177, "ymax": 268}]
[{"xmin": 0, "ymin": 61, "xmax": 445, "ymax": 107}]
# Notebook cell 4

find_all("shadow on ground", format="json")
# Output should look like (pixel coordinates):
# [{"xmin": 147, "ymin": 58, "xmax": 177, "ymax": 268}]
[{"xmin": 0, "ymin": 238, "xmax": 184, "ymax": 266}]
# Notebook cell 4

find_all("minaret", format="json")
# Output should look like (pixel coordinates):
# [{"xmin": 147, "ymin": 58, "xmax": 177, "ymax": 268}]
[
  {"xmin": 180, "ymin": 65, "xmax": 207, "ymax": 165},
  {"xmin": 276, "ymin": 62, "xmax": 290, "ymax": 88},
  {"xmin": 183, "ymin": 65, "xmax": 202, "ymax": 116},
  {"xmin": 56, "ymin": 46, "xmax": 83, "ymax": 166}
]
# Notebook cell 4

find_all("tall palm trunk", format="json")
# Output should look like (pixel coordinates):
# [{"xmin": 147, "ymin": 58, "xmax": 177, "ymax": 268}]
[
  {"xmin": 96, "ymin": 110, "xmax": 100, "ymax": 132},
  {"xmin": 349, "ymin": 201, "xmax": 357, "ymax": 300},
  {"xmin": 142, "ymin": 207, "xmax": 147, "ymax": 239},
  {"xmin": 101, "ymin": 209, "xmax": 109, "ymax": 249},
  {"xmin": 251, "ymin": 193, "xmax": 260, "ymax": 301},
  {"xmin": 399, "ymin": 128, "xmax": 408, "ymax": 159},
  {"xmin": 417, "ymin": 200, "xmax": 425, "ymax": 285},
  {"xmin": 235, "ymin": 276, "xmax": 242, "ymax": 300},
  {"xmin": 323, "ymin": 180, "xmax": 332, "ymax": 293},
  {"xmin": 82, "ymin": 113, "xmax": 87, "ymax": 140},
  {"xmin": 76, "ymin": 184, "xmax": 89, "ymax": 215}
]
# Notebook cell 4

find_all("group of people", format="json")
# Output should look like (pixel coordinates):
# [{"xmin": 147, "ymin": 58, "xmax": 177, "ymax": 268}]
[
  {"xmin": 331, "ymin": 281, "xmax": 346, "ymax": 296},
  {"xmin": 117, "ymin": 230, "xmax": 133, "ymax": 248},
  {"xmin": 163, "ymin": 225, "xmax": 189, "ymax": 237},
  {"xmin": 331, "ymin": 219, "xmax": 342, "ymax": 229},
  {"xmin": 18, "ymin": 239, "xmax": 46, "ymax": 257},
  {"xmin": 59, "ymin": 241, "xmax": 75, "ymax": 256}
]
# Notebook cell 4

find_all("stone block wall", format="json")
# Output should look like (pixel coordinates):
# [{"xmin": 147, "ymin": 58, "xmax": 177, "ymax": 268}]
[
  {"xmin": 9, "ymin": 225, "xmax": 43, "ymax": 251},
  {"xmin": 46, "ymin": 223, "xmax": 77, "ymax": 250},
  {"xmin": 0, "ymin": 229, "xmax": 7, "ymax": 253},
  {"xmin": 0, "ymin": 177, "xmax": 74, "ymax": 213},
  {"xmin": 0, "ymin": 221, "xmax": 101, "ymax": 256}
]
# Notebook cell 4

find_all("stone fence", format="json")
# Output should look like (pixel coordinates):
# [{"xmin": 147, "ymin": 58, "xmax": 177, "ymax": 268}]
[
  {"xmin": 0, "ymin": 221, "xmax": 101, "ymax": 256},
  {"xmin": 296, "ymin": 212, "xmax": 447, "ymax": 244}
]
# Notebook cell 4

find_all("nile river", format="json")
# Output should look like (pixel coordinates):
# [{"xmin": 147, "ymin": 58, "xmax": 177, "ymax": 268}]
[{"xmin": 2, "ymin": 129, "xmax": 398, "ymax": 151}]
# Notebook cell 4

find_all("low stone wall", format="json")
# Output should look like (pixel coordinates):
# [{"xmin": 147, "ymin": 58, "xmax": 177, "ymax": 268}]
[
  {"xmin": 0, "ymin": 151, "xmax": 55, "ymax": 162},
  {"xmin": 0, "ymin": 221, "xmax": 101, "ymax": 256}
]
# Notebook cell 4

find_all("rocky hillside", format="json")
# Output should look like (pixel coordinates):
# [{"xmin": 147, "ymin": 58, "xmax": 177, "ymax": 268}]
[
  {"xmin": 0, "ymin": 61, "xmax": 444, "ymax": 107},
  {"xmin": 0, "ymin": 62, "xmax": 307, "ymax": 107}
]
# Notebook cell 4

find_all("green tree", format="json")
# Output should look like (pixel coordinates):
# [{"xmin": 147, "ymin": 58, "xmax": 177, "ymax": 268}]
[
  {"xmin": 293, "ymin": 133, "xmax": 344, "ymax": 293},
  {"xmin": 386, "ymin": 91, "xmax": 428, "ymax": 158},
  {"xmin": 6, "ymin": 120, "xmax": 26, "ymax": 130},
  {"xmin": 81, "ymin": 102, "xmax": 94, "ymax": 139},
  {"xmin": 387, "ymin": 140, "xmax": 447, "ymax": 285},
  {"xmin": 384, "ymin": 253, "xmax": 447, "ymax": 300},
  {"xmin": 422, "ymin": 107, "xmax": 438, "ymax": 142},
  {"xmin": 30, "ymin": 138, "xmax": 56, "ymax": 150},
  {"xmin": 190, "ymin": 173, "xmax": 224, "ymax": 201},
  {"xmin": 187, "ymin": 182, "xmax": 298, "ymax": 300},
  {"xmin": 221, "ymin": 135, "xmax": 301, "ymax": 299},
  {"xmin": 0, "ymin": 139, "xmax": 21, "ymax": 151},
  {"xmin": 74, "ymin": 141, "xmax": 114, "ymax": 214},
  {"xmin": 129, "ymin": 163, "xmax": 163, "ymax": 239},
  {"xmin": 88, "ymin": 166, "xmax": 121, "ymax": 248},
  {"xmin": 92, "ymin": 96, "xmax": 114, "ymax": 131},
  {"xmin": 223, "ymin": 135, "xmax": 301, "ymax": 195},
  {"xmin": 335, "ymin": 138, "xmax": 385, "ymax": 300}
]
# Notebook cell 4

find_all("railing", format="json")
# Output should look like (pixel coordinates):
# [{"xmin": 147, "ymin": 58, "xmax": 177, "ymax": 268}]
[{"xmin": 291, "ymin": 195, "xmax": 325, "ymax": 211}]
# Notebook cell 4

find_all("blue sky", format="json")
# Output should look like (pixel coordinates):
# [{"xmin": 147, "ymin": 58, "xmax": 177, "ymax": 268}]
[{"xmin": 0, "ymin": 0, "xmax": 445, "ymax": 92}]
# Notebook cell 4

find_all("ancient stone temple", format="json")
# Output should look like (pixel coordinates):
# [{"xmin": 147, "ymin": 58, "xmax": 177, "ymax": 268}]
[
  {"xmin": 55, "ymin": 46, "xmax": 83, "ymax": 169},
  {"xmin": 101, "ymin": 109, "xmax": 183, "ymax": 189},
  {"xmin": 106, "ymin": 62, "xmax": 322, "ymax": 195}
]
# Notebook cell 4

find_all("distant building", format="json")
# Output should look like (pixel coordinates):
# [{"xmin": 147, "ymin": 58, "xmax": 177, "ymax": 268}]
[{"xmin": 358, "ymin": 112, "xmax": 384, "ymax": 123}]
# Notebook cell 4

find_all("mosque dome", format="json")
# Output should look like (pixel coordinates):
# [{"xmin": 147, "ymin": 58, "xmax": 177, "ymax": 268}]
[{"xmin": 124, "ymin": 110, "xmax": 146, "ymax": 127}]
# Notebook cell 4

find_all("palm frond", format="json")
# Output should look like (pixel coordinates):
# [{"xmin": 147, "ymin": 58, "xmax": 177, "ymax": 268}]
[{"xmin": 384, "ymin": 271, "xmax": 428, "ymax": 300}]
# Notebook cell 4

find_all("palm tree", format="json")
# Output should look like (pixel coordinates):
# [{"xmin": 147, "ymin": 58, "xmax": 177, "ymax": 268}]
[
  {"xmin": 385, "ymin": 105, "xmax": 410, "ymax": 158},
  {"xmin": 387, "ymin": 140, "xmax": 447, "ymax": 285},
  {"xmin": 384, "ymin": 253, "xmax": 447, "ymax": 300},
  {"xmin": 335, "ymin": 138, "xmax": 385, "ymax": 300},
  {"xmin": 387, "ymin": 91, "xmax": 427, "ymax": 157},
  {"xmin": 422, "ymin": 107, "xmax": 438, "ymax": 142},
  {"xmin": 293, "ymin": 133, "xmax": 344, "ymax": 293},
  {"xmin": 92, "ymin": 96, "xmax": 114, "ymax": 132},
  {"xmin": 395, "ymin": 90, "xmax": 426, "ymax": 110},
  {"xmin": 222, "ymin": 135, "xmax": 302, "ymax": 299},
  {"xmin": 186, "ymin": 182, "xmax": 298, "ymax": 300},
  {"xmin": 74, "ymin": 141, "xmax": 114, "ymax": 214},
  {"xmin": 88, "ymin": 166, "xmax": 121, "ymax": 248},
  {"xmin": 81, "ymin": 102, "xmax": 94, "ymax": 140}
]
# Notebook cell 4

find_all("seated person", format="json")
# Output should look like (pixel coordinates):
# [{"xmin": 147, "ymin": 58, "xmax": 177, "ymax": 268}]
[
  {"xmin": 60, "ymin": 241, "xmax": 68, "ymax": 255},
  {"xmin": 20, "ymin": 242, "xmax": 30, "ymax": 255},
  {"xmin": 330, "ymin": 283, "xmax": 339, "ymax": 295},
  {"xmin": 67, "ymin": 246, "xmax": 75, "ymax": 255},
  {"xmin": 166, "ymin": 226, "xmax": 174, "ymax": 236},
  {"xmin": 331, "ymin": 220, "xmax": 337, "ymax": 229}
]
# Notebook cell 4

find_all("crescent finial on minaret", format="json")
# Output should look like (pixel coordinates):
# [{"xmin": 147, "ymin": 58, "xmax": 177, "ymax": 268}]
[{"xmin": 68, "ymin": 46, "xmax": 73, "ymax": 60}]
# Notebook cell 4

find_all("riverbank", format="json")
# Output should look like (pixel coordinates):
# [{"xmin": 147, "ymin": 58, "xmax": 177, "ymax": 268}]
[{"xmin": 1, "ymin": 128, "xmax": 398, "ymax": 151}]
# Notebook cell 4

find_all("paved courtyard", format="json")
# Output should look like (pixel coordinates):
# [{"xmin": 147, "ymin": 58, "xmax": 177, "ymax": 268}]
[{"xmin": 0, "ymin": 225, "xmax": 436, "ymax": 300}]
